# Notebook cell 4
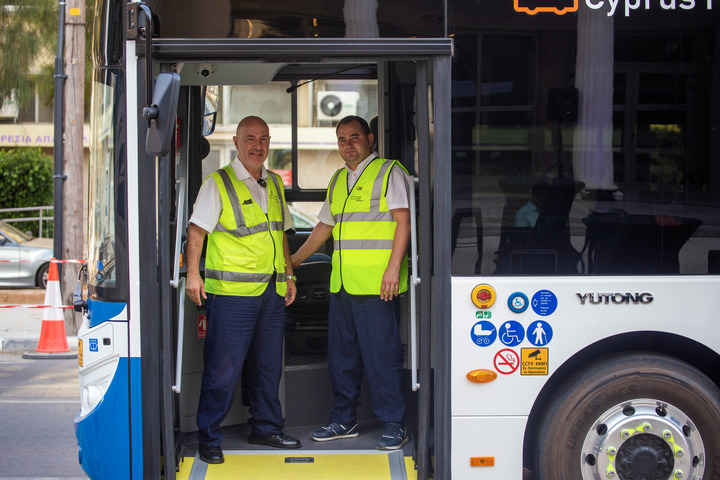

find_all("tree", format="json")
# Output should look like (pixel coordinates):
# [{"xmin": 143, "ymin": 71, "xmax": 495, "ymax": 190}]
[{"xmin": 0, "ymin": 0, "xmax": 57, "ymax": 110}]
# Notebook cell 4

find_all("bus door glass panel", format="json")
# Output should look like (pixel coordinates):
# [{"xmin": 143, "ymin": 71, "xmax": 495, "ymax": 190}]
[{"xmin": 88, "ymin": 70, "xmax": 119, "ymax": 293}]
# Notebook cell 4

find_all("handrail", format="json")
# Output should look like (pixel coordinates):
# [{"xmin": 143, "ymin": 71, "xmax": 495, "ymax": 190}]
[
  {"xmin": 0, "ymin": 205, "xmax": 54, "ymax": 237},
  {"xmin": 171, "ymin": 178, "xmax": 186, "ymax": 288},
  {"xmin": 172, "ymin": 277, "xmax": 186, "ymax": 393},
  {"xmin": 408, "ymin": 175, "xmax": 421, "ymax": 391}
]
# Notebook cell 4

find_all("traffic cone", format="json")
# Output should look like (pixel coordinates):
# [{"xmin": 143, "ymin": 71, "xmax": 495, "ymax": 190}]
[{"xmin": 22, "ymin": 259, "xmax": 77, "ymax": 359}]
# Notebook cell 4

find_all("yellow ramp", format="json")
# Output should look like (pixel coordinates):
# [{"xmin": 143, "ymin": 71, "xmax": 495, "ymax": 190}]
[{"xmin": 179, "ymin": 450, "xmax": 416, "ymax": 480}]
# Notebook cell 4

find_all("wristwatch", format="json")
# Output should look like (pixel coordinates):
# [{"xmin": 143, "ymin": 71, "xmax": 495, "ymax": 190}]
[{"xmin": 287, "ymin": 274, "xmax": 297, "ymax": 282}]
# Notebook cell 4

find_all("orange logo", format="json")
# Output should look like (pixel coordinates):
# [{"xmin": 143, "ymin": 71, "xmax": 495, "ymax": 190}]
[{"xmin": 514, "ymin": 0, "xmax": 579, "ymax": 15}]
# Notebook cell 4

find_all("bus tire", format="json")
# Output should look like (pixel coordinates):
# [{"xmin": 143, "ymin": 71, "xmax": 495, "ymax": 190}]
[{"xmin": 533, "ymin": 351, "xmax": 720, "ymax": 480}]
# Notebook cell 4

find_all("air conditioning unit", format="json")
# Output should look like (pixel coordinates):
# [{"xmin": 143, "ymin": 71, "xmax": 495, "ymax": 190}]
[{"xmin": 317, "ymin": 91, "xmax": 359, "ymax": 121}]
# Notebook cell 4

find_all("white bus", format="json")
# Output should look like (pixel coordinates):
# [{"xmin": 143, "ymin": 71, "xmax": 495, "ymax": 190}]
[{"xmin": 74, "ymin": 1, "xmax": 720, "ymax": 479}]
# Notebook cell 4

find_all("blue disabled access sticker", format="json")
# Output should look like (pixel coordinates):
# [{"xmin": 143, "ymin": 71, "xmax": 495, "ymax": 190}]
[
  {"xmin": 471, "ymin": 321, "xmax": 496, "ymax": 347},
  {"xmin": 508, "ymin": 292, "xmax": 529, "ymax": 313},
  {"xmin": 527, "ymin": 320, "xmax": 553, "ymax": 346},
  {"xmin": 499, "ymin": 320, "xmax": 525, "ymax": 347},
  {"xmin": 532, "ymin": 290, "xmax": 558, "ymax": 316}
]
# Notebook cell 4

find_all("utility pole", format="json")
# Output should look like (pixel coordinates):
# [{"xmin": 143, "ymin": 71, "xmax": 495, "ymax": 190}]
[{"xmin": 61, "ymin": 0, "xmax": 85, "ymax": 333}]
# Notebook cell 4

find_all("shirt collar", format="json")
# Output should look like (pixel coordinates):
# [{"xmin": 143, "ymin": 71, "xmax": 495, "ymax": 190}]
[
  {"xmin": 345, "ymin": 153, "xmax": 378, "ymax": 176},
  {"xmin": 231, "ymin": 156, "xmax": 267, "ymax": 182}
]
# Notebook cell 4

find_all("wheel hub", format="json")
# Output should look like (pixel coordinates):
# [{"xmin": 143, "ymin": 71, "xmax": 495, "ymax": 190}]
[
  {"xmin": 580, "ymin": 399, "xmax": 704, "ymax": 480},
  {"xmin": 615, "ymin": 434, "xmax": 674, "ymax": 479}
]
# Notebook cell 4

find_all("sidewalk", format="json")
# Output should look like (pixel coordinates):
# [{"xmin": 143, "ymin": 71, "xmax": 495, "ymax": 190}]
[{"xmin": 0, "ymin": 288, "xmax": 78, "ymax": 354}]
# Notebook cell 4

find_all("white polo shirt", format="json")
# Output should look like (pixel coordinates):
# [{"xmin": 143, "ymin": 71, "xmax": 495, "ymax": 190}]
[
  {"xmin": 316, "ymin": 153, "xmax": 412, "ymax": 226},
  {"xmin": 189, "ymin": 157, "xmax": 294, "ymax": 233}
]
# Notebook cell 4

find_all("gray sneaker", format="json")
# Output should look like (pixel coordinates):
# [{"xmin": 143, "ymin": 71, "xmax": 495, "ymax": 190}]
[
  {"xmin": 377, "ymin": 422, "xmax": 408, "ymax": 450},
  {"xmin": 310, "ymin": 422, "xmax": 359, "ymax": 442}
]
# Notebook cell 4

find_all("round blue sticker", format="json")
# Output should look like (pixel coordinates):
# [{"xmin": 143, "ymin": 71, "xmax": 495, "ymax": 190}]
[
  {"xmin": 470, "ymin": 321, "xmax": 496, "ymax": 347},
  {"xmin": 531, "ymin": 290, "xmax": 558, "ymax": 316},
  {"xmin": 508, "ymin": 292, "xmax": 529, "ymax": 313},
  {"xmin": 528, "ymin": 320, "xmax": 553, "ymax": 346},
  {"xmin": 499, "ymin": 320, "xmax": 525, "ymax": 347}
]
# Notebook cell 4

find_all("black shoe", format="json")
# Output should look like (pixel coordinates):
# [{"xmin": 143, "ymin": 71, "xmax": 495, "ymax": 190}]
[
  {"xmin": 248, "ymin": 431, "xmax": 302, "ymax": 449},
  {"xmin": 198, "ymin": 444, "xmax": 224, "ymax": 464}
]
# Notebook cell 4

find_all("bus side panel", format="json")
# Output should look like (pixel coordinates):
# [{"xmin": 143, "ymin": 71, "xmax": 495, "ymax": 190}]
[
  {"xmin": 451, "ymin": 417, "xmax": 525, "ymax": 479},
  {"xmin": 451, "ymin": 276, "xmax": 720, "ymax": 478},
  {"xmin": 75, "ymin": 300, "xmax": 143, "ymax": 479}
]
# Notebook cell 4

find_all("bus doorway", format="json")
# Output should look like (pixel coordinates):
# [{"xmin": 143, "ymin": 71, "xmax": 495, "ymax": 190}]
[{"xmin": 149, "ymin": 42, "xmax": 451, "ymax": 480}]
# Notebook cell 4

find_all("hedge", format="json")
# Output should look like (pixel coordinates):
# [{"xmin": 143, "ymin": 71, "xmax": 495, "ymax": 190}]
[{"xmin": 0, "ymin": 148, "xmax": 53, "ymax": 237}]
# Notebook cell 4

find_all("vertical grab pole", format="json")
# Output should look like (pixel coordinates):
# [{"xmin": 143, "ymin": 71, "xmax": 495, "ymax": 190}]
[
  {"xmin": 171, "ymin": 177, "xmax": 187, "ymax": 393},
  {"xmin": 172, "ymin": 278, "xmax": 185, "ymax": 393},
  {"xmin": 171, "ymin": 178, "xmax": 186, "ymax": 288},
  {"xmin": 408, "ymin": 175, "xmax": 420, "ymax": 391}
]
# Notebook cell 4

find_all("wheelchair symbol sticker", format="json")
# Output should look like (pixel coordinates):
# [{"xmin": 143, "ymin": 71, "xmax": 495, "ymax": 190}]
[
  {"xmin": 508, "ymin": 292, "xmax": 529, "ymax": 313},
  {"xmin": 471, "ymin": 321, "xmax": 496, "ymax": 347},
  {"xmin": 499, "ymin": 321, "xmax": 525, "ymax": 347},
  {"xmin": 528, "ymin": 320, "xmax": 553, "ymax": 346}
]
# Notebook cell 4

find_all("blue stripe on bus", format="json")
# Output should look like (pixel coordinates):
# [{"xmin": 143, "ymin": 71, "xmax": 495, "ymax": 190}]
[
  {"xmin": 88, "ymin": 299, "xmax": 127, "ymax": 327},
  {"xmin": 75, "ymin": 356, "xmax": 143, "ymax": 479}
]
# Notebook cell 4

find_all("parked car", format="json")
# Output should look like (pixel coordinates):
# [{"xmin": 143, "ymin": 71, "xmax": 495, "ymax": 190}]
[{"xmin": 0, "ymin": 220, "xmax": 53, "ymax": 288}]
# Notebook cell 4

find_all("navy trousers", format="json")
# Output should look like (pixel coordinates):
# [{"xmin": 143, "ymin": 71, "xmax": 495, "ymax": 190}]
[
  {"xmin": 196, "ymin": 283, "xmax": 285, "ymax": 446},
  {"xmin": 327, "ymin": 289, "xmax": 406, "ymax": 425}
]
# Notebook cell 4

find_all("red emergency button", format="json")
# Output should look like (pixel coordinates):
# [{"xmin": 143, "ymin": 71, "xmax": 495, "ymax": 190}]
[{"xmin": 471, "ymin": 284, "xmax": 496, "ymax": 309}]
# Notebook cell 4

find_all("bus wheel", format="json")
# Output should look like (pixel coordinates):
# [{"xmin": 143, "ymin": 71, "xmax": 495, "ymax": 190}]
[{"xmin": 533, "ymin": 352, "xmax": 720, "ymax": 480}]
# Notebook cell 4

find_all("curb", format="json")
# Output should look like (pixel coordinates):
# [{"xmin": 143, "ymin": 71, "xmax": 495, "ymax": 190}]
[{"xmin": 1, "ymin": 336, "xmax": 79, "ymax": 355}]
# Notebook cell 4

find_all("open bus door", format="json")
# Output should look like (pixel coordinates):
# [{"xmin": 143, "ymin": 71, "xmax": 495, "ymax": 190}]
[{"xmin": 136, "ymin": 25, "xmax": 452, "ymax": 479}]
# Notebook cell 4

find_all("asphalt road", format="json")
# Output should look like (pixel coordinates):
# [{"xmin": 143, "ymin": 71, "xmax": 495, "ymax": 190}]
[{"xmin": 0, "ymin": 354, "xmax": 88, "ymax": 479}]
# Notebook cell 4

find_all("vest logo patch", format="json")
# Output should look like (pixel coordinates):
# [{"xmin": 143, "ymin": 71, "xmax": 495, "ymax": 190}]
[{"xmin": 243, "ymin": 199, "xmax": 253, "ymax": 205}]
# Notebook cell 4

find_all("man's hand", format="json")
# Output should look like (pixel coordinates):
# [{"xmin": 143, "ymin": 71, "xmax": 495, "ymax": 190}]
[
  {"xmin": 380, "ymin": 264, "xmax": 401, "ymax": 301},
  {"xmin": 285, "ymin": 278, "xmax": 297, "ymax": 306},
  {"xmin": 186, "ymin": 271, "xmax": 207, "ymax": 306}
]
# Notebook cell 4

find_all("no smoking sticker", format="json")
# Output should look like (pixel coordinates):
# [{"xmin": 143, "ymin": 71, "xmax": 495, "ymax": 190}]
[{"xmin": 493, "ymin": 349, "xmax": 519, "ymax": 375}]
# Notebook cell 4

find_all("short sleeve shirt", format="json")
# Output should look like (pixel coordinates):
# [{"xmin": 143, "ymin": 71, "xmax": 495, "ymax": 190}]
[
  {"xmin": 189, "ymin": 157, "xmax": 294, "ymax": 233},
  {"xmin": 317, "ymin": 153, "xmax": 412, "ymax": 226}
]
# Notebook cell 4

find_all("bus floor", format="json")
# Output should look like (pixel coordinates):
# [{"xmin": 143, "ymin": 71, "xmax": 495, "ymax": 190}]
[{"xmin": 178, "ymin": 420, "xmax": 418, "ymax": 480}]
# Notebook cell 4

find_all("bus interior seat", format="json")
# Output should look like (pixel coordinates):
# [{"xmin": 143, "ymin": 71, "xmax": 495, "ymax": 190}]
[
  {"xmin": 285, "ymin": 253, "xmax": 331, "ymax": 354},
  {"xmin": 496, "ymin": 178, "xmax": 583, "ymax": 274}
]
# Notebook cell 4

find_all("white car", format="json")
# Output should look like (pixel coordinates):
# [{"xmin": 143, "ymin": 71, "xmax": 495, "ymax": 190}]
[{"xmin": 0, "ymin": 220, "xmax": 53, "ymax": 288}]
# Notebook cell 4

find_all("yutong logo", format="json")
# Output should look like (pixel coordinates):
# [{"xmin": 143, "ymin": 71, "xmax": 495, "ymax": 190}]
[
  {"xmin": 515, "ymin": 0, "xmax": 714, "ymax": 16},
  {"xmin": 577, "ymin": 292, "xmax": 654, "ymax": 305}
]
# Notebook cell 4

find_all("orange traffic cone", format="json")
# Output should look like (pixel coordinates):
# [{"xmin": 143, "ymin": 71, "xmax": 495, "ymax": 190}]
[{"xmin": 22, "ymin": 259, "xmax": 77, "ymax": 359}]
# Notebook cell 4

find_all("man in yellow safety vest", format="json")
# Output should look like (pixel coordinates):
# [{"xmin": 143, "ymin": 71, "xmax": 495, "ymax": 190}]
[
  {"xmin": 186, "ymin": 116, "xmax": 301, "ymax": 464},
  {"xmin": 292, "ymin": 115, "xmax": 411, "ymax": 450}
]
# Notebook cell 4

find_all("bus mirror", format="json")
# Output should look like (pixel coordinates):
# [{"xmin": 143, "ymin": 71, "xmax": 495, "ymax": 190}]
[
  {"xmin": 145, "ymin": 72, "xmax": 181, "ymax": 156},
  {"xmin": 202, "ymin": 85, "xmax": 219, "ymax": 136}
]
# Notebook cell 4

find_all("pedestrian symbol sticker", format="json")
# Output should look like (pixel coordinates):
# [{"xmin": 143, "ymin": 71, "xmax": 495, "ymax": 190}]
[
  {"xmin": 494, "ymin": 349, "xmax": 520, "ymax": 375},
  {"xmin": 508, "ymin": 292, "xmax": 529, "ymax": 313},
  {"xmin": 532, "ymin": 289, "xmax": 558, "ymax": 316},
  {"xmin": 528, "ymin": 320, "xmax": 553, "ymax": 346},
  {"xmin": 499, "ymin": 321, "xmax": 525, "ymax": 347},
  {"xmin": 521, "ymin": 348, "xmax": 549, "ymax": 375},
  {"xmin": 471, "ymin": 321, "xmax": 496, "ymax": 347}
]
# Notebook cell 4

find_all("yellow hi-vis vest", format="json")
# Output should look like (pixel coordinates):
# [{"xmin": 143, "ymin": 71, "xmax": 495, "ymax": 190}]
[
  {"xmin": 328, "ymin": 157, "xmax": 409, "ymax": 295},
  {"xmin": 204, "ymin": 165, "xmax": 288, "ymax": 297}
]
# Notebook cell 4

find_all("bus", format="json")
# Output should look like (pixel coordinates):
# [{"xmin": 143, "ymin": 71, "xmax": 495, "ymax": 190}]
[{"xmin": 74, "ymin": 0, "xmax": 720, "ymax": 479}]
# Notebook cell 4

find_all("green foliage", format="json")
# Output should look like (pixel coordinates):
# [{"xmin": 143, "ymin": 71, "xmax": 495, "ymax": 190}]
[
  {"xmin": 0, "ymin": 148, "xmax": 54, "ymax": 237},
  {"xmin": 0, "ymin": 0, "xmax": 58, "ymax": 109}
]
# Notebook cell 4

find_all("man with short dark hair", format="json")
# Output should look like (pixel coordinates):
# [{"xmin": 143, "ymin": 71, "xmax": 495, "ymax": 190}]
[{"xmin": 292, "ymin": 115, "xmax": 411, "ymax": 450}]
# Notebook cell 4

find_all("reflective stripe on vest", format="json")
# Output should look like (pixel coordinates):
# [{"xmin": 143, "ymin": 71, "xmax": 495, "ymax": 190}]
[
  {"xmin": 328, "ymin": 158, "xmax": 408, "ymax": 295},
  {"xmin": 205, "ymin": 166, "xmax": 287, "ymax": 297}
]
